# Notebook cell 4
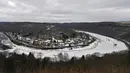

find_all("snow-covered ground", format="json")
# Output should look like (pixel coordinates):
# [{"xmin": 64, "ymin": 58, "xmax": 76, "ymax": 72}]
[{"xmin": 0, "ymin": 31, "xmax": 129, "ymax": 61}]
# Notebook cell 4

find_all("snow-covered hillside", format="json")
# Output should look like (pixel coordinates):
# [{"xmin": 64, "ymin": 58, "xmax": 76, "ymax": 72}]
[{"xmin": 0, "ymin": 31, "xmax": 128, "ymax": 61}]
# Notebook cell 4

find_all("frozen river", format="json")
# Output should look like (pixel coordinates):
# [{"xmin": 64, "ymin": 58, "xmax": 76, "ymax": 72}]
[{"xmin": 0, "ymin": 30, "xmax": 128, "ymax": 61}]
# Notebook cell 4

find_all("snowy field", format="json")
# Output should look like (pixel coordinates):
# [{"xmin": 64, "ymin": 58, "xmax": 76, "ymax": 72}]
[{"xmin": 0, "ymin": 31, "xmax": 129, "ymax": 61}]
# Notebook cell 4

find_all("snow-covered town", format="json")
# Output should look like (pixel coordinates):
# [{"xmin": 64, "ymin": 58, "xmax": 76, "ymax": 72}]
[{"xmin": 4, "ymin": 31, "xmax": 96, "ymax": 49}]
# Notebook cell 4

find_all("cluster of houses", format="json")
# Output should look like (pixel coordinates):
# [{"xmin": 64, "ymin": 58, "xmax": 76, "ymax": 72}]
[{"xmin": 5, "ymin": 32, "xmax": 95, "ymax": 49}]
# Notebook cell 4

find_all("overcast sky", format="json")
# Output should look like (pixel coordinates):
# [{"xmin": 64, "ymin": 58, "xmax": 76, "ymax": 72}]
[{"xmin": 0, "ymin": 0, "xmax": 130, "ymax": 22}]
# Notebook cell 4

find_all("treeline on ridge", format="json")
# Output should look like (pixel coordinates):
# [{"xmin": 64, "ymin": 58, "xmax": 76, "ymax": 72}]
[{"xmin": 0, "ymin": 50, "xmax": 129, "ymax": 73}]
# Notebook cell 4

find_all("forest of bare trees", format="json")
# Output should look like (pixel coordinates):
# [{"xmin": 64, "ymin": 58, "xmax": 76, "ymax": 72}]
[{"xmin": 0, "ymin": 50, "xmax": 128, "ymax": 73}]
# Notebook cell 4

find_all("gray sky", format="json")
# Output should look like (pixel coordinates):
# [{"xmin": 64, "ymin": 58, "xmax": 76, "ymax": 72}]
[{"xmin": 0, "ymin": 0, "xmax": 130, "ymax": 22}]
